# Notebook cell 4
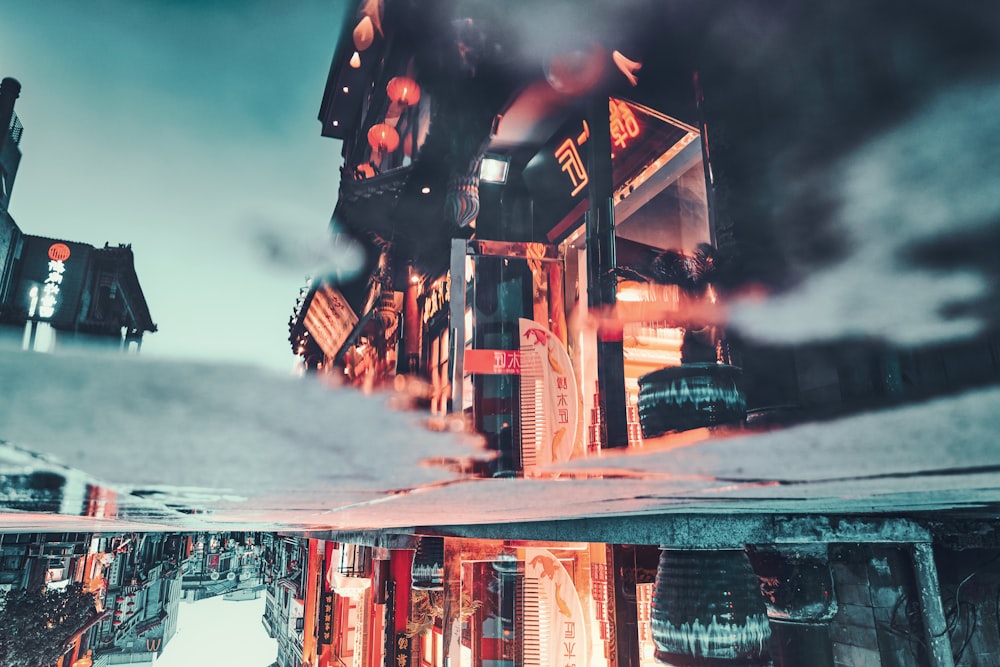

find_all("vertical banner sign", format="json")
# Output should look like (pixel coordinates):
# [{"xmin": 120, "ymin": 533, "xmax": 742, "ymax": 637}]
[
  {"xmin": 18, "ymin": 237, "xmax": 91, "ymax": 328},
  {"xmin": 320, "ymin": 592, "xmax": 335, "ymax": 645},
  {"xmin": 525, "ymin": 548, "xmax": 589, "ymax": 667},
  {"xmin": 305, "ymin": 284, "xmax": 359, "ymax": 359},
  {"xmin": 395, "ymin": 632, "xmax": 410, "ymax": 667},
  {"xmin": 519, "ymin": 318, "xmax": 581, "ymax": 467}
]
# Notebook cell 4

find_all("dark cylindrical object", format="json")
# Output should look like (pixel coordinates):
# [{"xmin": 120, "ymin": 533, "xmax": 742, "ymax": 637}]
[
  {"xmin": 652, "ymin": 549, "xmax": 771, "ymax": 666},
  {"xmin": 0, "ymin": 77, "xmax": 20, "ymax": 134},
  {"xmin": 744, "ymin": 545, "xmax": 837, "ymax": 623},
  {"xmin": 638, "ymin": 363, "xmax": 746, "ymax": 437},
  {"xmin": 411, "ymin": 536, "xmax": 445, "ymax": 590}
]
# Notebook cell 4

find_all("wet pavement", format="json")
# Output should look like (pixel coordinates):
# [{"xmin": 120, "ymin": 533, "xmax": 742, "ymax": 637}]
[{"xmin": 3, "ymin": 355, "xmax": 1000, "ymax": 534}]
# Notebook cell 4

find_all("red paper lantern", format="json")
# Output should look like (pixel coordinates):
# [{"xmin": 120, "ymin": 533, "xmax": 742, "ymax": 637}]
[
  {"xmin": 353, "ymin": 16, "xmax": 374, "ymax": 52},
  {"xmin": 387, "ymin": 76, "xmax": 420, "ymax": 106},
  {"xmin": 367, "ymin": 123, "xmax": 400, "ymax": 153}
]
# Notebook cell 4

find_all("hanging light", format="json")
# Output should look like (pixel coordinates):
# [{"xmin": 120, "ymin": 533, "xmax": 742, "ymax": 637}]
[
  {"xmin": 386, "ymin": 76, "xmax": 420, "ymax": 106},
  {"xmin": 367, "ymin": 123, "xmax": 400, "ymax": 153},
  {"xmin": 353, "ymin": 16, "xmax": 374, "ymax": 51},
  {"xmin": 545, "ymin": 43, "xmax": 607, "ymax": 96},
  {"xmin": 349, "ymin": 51, "xmax": 361, "ymax": 69}
]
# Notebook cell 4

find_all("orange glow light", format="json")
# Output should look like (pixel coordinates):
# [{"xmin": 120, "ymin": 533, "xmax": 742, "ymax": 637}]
[
  {"xmin": 367, "ymin": 123, "xmax": 400, "ymax": 152},
  {"xmin": 386, "ymin": 76, "xmax": 420, "ymax": 106}
]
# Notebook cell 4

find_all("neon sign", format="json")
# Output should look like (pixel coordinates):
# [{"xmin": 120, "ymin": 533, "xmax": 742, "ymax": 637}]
[
  {"xmin": 29, "ymin": 243, "xmax": 72, "ymax": 319},
  {"xmin": 554, "ymin": 120, "xmax": 590, "ymax": 197},
  {"xmin": 550, "ymin": 98, "xmax": 644, "ymax": 195},
  {"xmin": 609, "ymin": 98, "xmax": 641, "ymax": 154}
]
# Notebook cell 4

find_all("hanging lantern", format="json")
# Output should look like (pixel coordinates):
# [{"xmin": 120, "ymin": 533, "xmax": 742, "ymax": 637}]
[
  {"xmin": 112, "ymin": 620, "xmax": 122, "ymax": 626},
  {"xmin": 349, "ymin": 51, "xmax": 362, "ymax": 69},
  {"xmin": 651, "ymin": 549, "xmax": 771, "ymax": 666},
  {"xmin": 353, "ymin": 15, "xmax": 374, "ymax": 51},
  {"xmin": 115, "ymin": 596, "xmax": 125, "ymax": 603},
  {"xmin": 545, "ymin": 43, "xmax": 607, "ymax": 96},
  {"xmin": 386, "ymin": 76, "xmax": 420, "ymax": 106},
  {"xmin": 367, "ymin": 123, "xmax": 400, "ymax": 153},
  {"xmin": 114, "ymin": 610, "xmax": 122, "ymax": 616}
]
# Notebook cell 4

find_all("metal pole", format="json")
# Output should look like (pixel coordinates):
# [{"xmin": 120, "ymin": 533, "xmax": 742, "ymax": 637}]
[
  {"xmin": 585, "ymin": 95, "xmax": 628, "ymax": 449},
  {"xmin": 911, "ymin": 543, "xmax": 955, "ymax": 667}
]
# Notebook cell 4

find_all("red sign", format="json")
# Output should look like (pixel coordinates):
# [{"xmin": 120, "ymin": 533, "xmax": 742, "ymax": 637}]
[
  {"xmin": 465, "ymin": 349, "xmax": 521, "ymax": 375},
  {"xmin": 48, "ymin": 243, "xmax": 71, "ymax": 261},
  {"xmin": 609, "ymin": 98, "xmax": 641, "ymax": 154}
]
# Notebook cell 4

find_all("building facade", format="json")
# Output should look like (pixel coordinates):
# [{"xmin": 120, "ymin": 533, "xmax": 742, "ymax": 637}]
[
  {"xmin": 283, "ymin": 3, "xmax": 1000, "ymax": 666},
  {"xmin": 0, "ymin": 76, "xmax": 156, "ymax": 353},
  {"xmin": 291, "ymin": 1, "xmax": 1000, "ymax": 473}
]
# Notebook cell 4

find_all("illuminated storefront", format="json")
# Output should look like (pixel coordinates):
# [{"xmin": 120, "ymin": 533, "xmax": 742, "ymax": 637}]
[
  {"xmin": 1, "ymin": 235, "xmax": 156, "ymax": 353},
  {"xmin": 292, "ymin": 534, "xmax": 784, "ymax": 667},
  {"xmin": 296, "ymin": 0, "xmax": 751, "ymax": 478}
]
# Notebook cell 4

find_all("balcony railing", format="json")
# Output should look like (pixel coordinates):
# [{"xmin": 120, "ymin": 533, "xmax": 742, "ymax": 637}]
[{"xmin": 7, "ymin": 112, "xmax": 22, "ymax": 146}]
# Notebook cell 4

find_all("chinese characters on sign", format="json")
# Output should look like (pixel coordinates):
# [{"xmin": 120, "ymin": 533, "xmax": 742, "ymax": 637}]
[
  {"xmin": 464, "ymin": 349, "xmax": 522, "ymax": 375},
  {"xmin": 519, "ymin": 319, "xmax": 581, "ymax": 465},
  {"xmin": 304, "ymin": 284, "xmax": 360, "ymax": 359},
  {"xmin": 590, "ymin": 562, "xmax": 611, "ymax": 641},
  {"xmin": 395, "ymin": 632, "xmax": 410, "ymax": 667},
  {"xmin": 320, "ymin": 592, "xmax": 335, "ymax": 645},
  {"xmin": 526, "ymin": 548, "xmax": 589, "ymax": 666},
  {"xmin": 551, "ymin": 99, "xmax": 642, "ymax": 194},
  {"xmin": 563, "ymin": 620, "xmax": 578, "ymax": 667},
  {"xmin": 31, "ymin": 243, "xmax": 71, "ymax": 320},
  {"xmin": 554, "ymin": 120, "xmax": 591, "ymax": 197},
  {"xmin": 609, "ymin": 98, "xmax": 641, "ymax": 156}
]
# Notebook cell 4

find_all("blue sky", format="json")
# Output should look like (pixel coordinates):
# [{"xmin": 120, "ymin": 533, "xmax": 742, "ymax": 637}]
[{"xmin": 0, "ymin": 0, "xmax": 348, "ymax": 371}]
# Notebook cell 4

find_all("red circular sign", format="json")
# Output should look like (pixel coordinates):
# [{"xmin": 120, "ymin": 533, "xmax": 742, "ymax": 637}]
[{"xmin": 48, "ymin": 243, "xmax": 71, "ymax": 262}]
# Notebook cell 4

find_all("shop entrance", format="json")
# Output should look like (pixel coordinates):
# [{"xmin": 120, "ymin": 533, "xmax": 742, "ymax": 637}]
[{"xmin": 449, "ymin": 240, "xmax": 581, "ymax": 476}]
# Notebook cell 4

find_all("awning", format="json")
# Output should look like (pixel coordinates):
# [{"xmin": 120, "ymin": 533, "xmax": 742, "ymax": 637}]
[{"xmin": 328, "ymin": 570, "xmax": 371, "ymax": 601}]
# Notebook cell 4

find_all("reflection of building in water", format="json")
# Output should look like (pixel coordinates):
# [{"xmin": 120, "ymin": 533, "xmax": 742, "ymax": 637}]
[
  {"xmin": 263, "ymin": 527, "xmax": 1000, "ymax": 667},
  {"xmin": 181, "ymin": 531, "xmax": 264, "ymax": 602},
  {"xmin": 90, "ymin": 532, "xmax": 184, "ymax": 665},
  {"xmin": 261, "ymin": 534, "xmax": 315, "ymax": 667},
  {"xmin": 0, "ymin": 531, "xmax": 185, "ymax": 667},
  {"xmin": 0, "ymin": 75, "xmax": 156, "ymax": 354}
]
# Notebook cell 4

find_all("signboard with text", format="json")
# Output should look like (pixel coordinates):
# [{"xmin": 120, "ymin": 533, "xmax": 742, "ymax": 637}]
[
  {"xmin": 394, "ymin": 632, "xmax": 411, "ymax": 667},
  {"xmin": 519, "ymin": 319, "xmax": 581, "ymax": 466},
  {"xmin": 305, "ymin": 284, "xmax": 360, "ymax": 359},
  {"xmin": 522, "ymin": 98, "xmax": 690, "ymax": 240},
  {"xmin": 526, "ymin": 548, "xmax": 589, "ymax": 667},
  {"xmin": 16, "ymin": 236, "xmax": 92, "ymax": 328},
  {"xmin": 464, "ymin": 348, "xmax": 521, "ymax": 375},
  {"xmin": 320, "ymin": 591, "xmax": 335, "ymax": 645}
]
